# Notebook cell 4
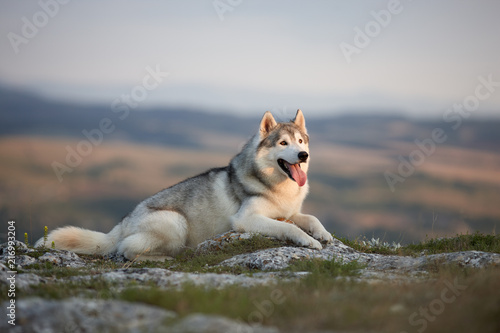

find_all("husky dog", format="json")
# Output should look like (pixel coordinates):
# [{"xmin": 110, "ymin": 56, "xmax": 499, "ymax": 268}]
[{"xmin": 37, "ymin": 109, "xmax": 333, "ymax": 261}]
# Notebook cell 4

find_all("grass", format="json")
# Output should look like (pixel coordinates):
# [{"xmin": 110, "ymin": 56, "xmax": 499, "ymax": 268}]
[
  {"xmin": 335, "ymin": 235, "xmax": 402, "ymax": 255},
  {"xmin": 5, "ymin": 232, "xmax": 500, "ymax": 332},
  {"xmin": 401, "ymin": 231, "xmax": 500, "ymax": 255},
  {"xmin": 117, "ymin": 265, "xmax": 500, "ymax": 332},
  {"xmin": 285, "ymin": 257, "xmax": 363, "ymax": 288},
  {"xmin": 16, "ymin": 279, "xmax": 119, "ymax": 300},
  {"xmin": 335, "ymin": 231, "xmax": 500, "ymax": 256}
]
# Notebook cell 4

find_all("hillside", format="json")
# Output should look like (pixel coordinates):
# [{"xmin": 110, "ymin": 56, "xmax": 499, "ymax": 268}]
[{"xmin": 0, "ymin": 87, "xmax": 500, "ymax": 243}]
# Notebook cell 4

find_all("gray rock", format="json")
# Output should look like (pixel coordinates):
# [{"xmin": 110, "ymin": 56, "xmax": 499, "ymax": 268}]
[
  {"xmin": 195, "ymin": 231, "xmax": 289, "ymax": 254},
  {"xmin": 38, "ymin": 250, "xmax": 86, "ymax": 268},
  {"xmin": 1, "ymin": 298, "xmax": 280, "ymax": 333},
  {"xmin": 0, "ymin": 263, "xmax": 48, "ymax": 290},
  {"xmin": 217, "ymin": 233, "xmax": 500, "ymax": 273},
  {"xmin": 218, "ymin": 237, "xmax": 360, "ymax": 271},
  {"xmin": 0, "ymin": 241, "xmax": 36, "ymax": 270},
  {"xmin": 0, "ymin": 240, "xmax": 86, "ymax": 269},
  {"xmin": 14, "ymin": 255, "xmax": 38, "ymax": 270},
  {"xmin": 73, "ymin": 267, "xmax": 296, "ymax": 291},
  {"xmin": 168, "ymin": 313, "xmax": 280, "ymax": 333},
  {"xmin": 1, "ymin": 297, "xmax": 177, "ymax": 333}
]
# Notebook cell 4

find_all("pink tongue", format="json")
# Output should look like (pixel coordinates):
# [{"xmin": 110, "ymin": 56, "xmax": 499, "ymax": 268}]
[{"xmin": 286, "ymin": 162, "xmax": 307, "ymax": 187}]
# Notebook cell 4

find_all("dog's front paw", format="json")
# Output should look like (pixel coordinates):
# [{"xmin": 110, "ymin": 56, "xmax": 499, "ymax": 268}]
[
  {"xmin": 313, "ymin": 229, "xmax": 334, "ymax": 244},
  {"xmin": 295, "ymin": 234, "xmax": 322, "ymax": 250},
  {"xmin": 308, "ymin": 238, "xmax": 323, "ymax": 250}
]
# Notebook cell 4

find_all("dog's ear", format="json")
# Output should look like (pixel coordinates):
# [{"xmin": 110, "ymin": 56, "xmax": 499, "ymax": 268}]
[
  {"xmin": 293, "ymin": 109, "xmax": 307, "ymax": 134},
  {"xmin": 260, "ymin": 111, "xmax": 277, "ymax": 136}
]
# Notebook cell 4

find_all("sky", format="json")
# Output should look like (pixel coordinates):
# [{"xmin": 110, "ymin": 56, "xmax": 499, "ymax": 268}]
[{"xmin": 1, "ymin": 0, "xmax": 499, "ymax": 118}]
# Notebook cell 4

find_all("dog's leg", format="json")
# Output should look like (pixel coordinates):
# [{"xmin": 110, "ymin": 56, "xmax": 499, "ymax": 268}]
[
  {"xmin": 290, "ymin": 213, "xmax": 334, "ymax": 244},
  {"xmin": 118, "ymin": 210, "xmax": 188, "ymax": 262},
  {"xmin": 231, "ymin": 212, "xmax": 322, "ymax": 250}
]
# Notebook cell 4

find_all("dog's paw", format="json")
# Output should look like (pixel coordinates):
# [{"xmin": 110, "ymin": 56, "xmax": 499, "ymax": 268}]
[
  {"xmin": 310, "ymin": 228, "xmax": 334, "ymax": 244},
  {"xmin": 315, "ymin": 230, "xmax": 334, "ymax": 244},
  {"xmin": 295, "ymin": 235, "xmax": 322, "ymax": 250},
  {"xmin": 308, "ymin": 238, "xmax": 323, "ymax": 250}
]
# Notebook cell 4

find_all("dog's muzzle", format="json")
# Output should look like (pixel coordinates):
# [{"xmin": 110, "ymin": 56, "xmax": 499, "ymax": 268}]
[
  {"xmin": 277, "ymin": 151, "xmax": 309, "ymax": 187},
  {"xmin": 298, "ymin": 151, "xmax": 308, "ymax": 162}
]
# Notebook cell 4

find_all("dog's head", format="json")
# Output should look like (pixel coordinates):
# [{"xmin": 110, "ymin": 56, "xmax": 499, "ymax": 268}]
[{"xmin": 256, "ymin": 109, "xmax": 310, "ymax": 187}]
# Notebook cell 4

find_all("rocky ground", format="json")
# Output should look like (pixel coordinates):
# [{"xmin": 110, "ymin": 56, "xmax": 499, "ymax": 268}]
[{"xmin": 1, "ymin": 232, "xmax": 499, "ymax": 333}]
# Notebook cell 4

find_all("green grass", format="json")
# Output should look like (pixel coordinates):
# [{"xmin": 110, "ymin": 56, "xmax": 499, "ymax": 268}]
[
  {"xmin": 15, "ymin": 279, "xmax": 119, "ymax": 300},
  {"xmin": 285, "ymin": 257, "xmax": 363, "ymax": 288},
  {"xmin": 401, "ymin": 231, "xmax": 500, "ymax": 255},
  {"xmin": 335, "ymin": 231, "xmax": 500, "ymax": 256},
  {"xmin": 119, "ymin": 257, "xmax": 365, "ymax": 326},
  {"xmin": 118, "ymin": 265, "xmax": 500, "ymax": 332}
]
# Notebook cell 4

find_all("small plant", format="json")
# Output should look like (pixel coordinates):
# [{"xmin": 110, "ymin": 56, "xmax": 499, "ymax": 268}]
[
  {"xmin": 51, "ymin": 241, "xmax": 55, "ymax": 249},
  {"xmin": 43, "ymin": 226, "xmax": 48, "ymax": 247},
  {"xmin": 361, "ymin": 237, "xmax": 402, "ymax": 251},
  {"xmin": 335, "ymin": 235, "xmax": 402, "ymax": 255},
  {"xmin": 24, "ymin": 232, "xmax": 29, "ymax": 246}
]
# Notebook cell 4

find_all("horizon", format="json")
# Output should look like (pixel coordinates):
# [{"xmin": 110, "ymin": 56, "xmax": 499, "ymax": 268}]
[{"xmin": 2, "ymin": 84, "xmax": 500, "ymax": 122}]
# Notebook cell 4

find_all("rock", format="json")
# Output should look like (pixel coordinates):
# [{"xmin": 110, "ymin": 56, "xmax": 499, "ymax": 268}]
[
  {"xmin": 169, "ymin": 313, "xmax": 280, "ymax": 333},
  {"xmin": 1, "ymin": 298, "xmax": 280, "ymax": 333},
  {"xmin": 0, "ymin": 262, "xmax": 48, "ymax": 290},
  {"xmin": 0, "ymin": 240, "xmax": 86, "ymax": 269},
  {"xmin": 37, "ymin": 250, "xmax": 86, "ymax": 268},
  {"xmin": 218, "ymin": 237, "xmax": 359, "ymax": 271},
  {"xmin": 1, "ymin": 297, "xmax": 176, "ymax": 333},
  {"xmin": 195, "ymin": 231, "xmax": 289, "ymax": 254},
  {"xmin": 216, "ymin": 233, "xmax": 500, "ymax": 273},
  {"xmin": 73, "ymin": 267, "xmax": 297, "ymax": 291}
]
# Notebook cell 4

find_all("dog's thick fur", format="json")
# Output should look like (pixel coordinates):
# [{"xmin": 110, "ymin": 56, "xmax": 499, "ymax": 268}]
[{"xmin": 36, "ymin": 110, "xmax": 333, "ymax": 260}]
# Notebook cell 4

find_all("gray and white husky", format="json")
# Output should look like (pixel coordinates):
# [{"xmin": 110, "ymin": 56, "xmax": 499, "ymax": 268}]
[{"xmin": 37, "ymin": 110, "xmax": 333, "ymax": 261}]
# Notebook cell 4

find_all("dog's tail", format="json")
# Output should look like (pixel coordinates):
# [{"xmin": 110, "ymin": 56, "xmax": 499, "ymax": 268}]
[{"xmin": 34, "ymin": 224, "xmax": 122, "ymax": 255}]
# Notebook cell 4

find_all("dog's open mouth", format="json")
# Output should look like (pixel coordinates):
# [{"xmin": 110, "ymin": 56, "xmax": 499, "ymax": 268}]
[{"xmin": 277, "ymin": 159, "xmax": 307, "ymax": 187}]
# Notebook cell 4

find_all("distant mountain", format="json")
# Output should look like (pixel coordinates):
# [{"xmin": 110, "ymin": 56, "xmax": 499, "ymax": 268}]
[{"xmin": 0, "ymin": 86, "xmax": 499, "ymax": 152}]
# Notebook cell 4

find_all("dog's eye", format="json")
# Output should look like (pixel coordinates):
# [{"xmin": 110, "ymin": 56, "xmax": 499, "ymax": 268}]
[
  {"xmin": 279, "ymin": 141, "xmax": 288, "ymax": 146},
  {"xmin": 298, "ymin": 139, "xmax": 303, "ymax": 144}
]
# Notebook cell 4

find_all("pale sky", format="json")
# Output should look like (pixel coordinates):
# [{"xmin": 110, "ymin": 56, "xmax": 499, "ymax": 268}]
[{"xmin": 1, "ymin": 0, "xmax": 499, "ymax": 118}]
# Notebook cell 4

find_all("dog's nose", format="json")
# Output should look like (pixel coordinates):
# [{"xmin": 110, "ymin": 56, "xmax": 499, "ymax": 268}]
[{"xmin": 298, "ymin": 151, "xmax": 308, "ymax": 162}]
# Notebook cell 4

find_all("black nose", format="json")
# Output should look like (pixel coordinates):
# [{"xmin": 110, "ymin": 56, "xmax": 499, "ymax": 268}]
[{"xmin": 298, "ymin": 151, "xmax": 308, "ymax": 162}]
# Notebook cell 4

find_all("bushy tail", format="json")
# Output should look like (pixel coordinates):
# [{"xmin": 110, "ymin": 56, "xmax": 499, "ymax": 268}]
[{"xmin": 34, "ymin": 225, "xmax": 121, "ymax": 255}]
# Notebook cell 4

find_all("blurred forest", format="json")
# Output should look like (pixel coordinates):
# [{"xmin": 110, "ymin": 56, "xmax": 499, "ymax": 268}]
[{"xmin": 1, "ymin": 87, "xmax": 499, "ymax": 244}]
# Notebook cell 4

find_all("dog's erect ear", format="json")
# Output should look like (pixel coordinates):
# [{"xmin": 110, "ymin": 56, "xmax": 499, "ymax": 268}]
[
  {"xmin": 260, "ymin": 111, "xmax": 277, "ymax": 136},
  {"xmin": 293, "ymin": 109, "xmax": 307, "ymax": 133}
]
